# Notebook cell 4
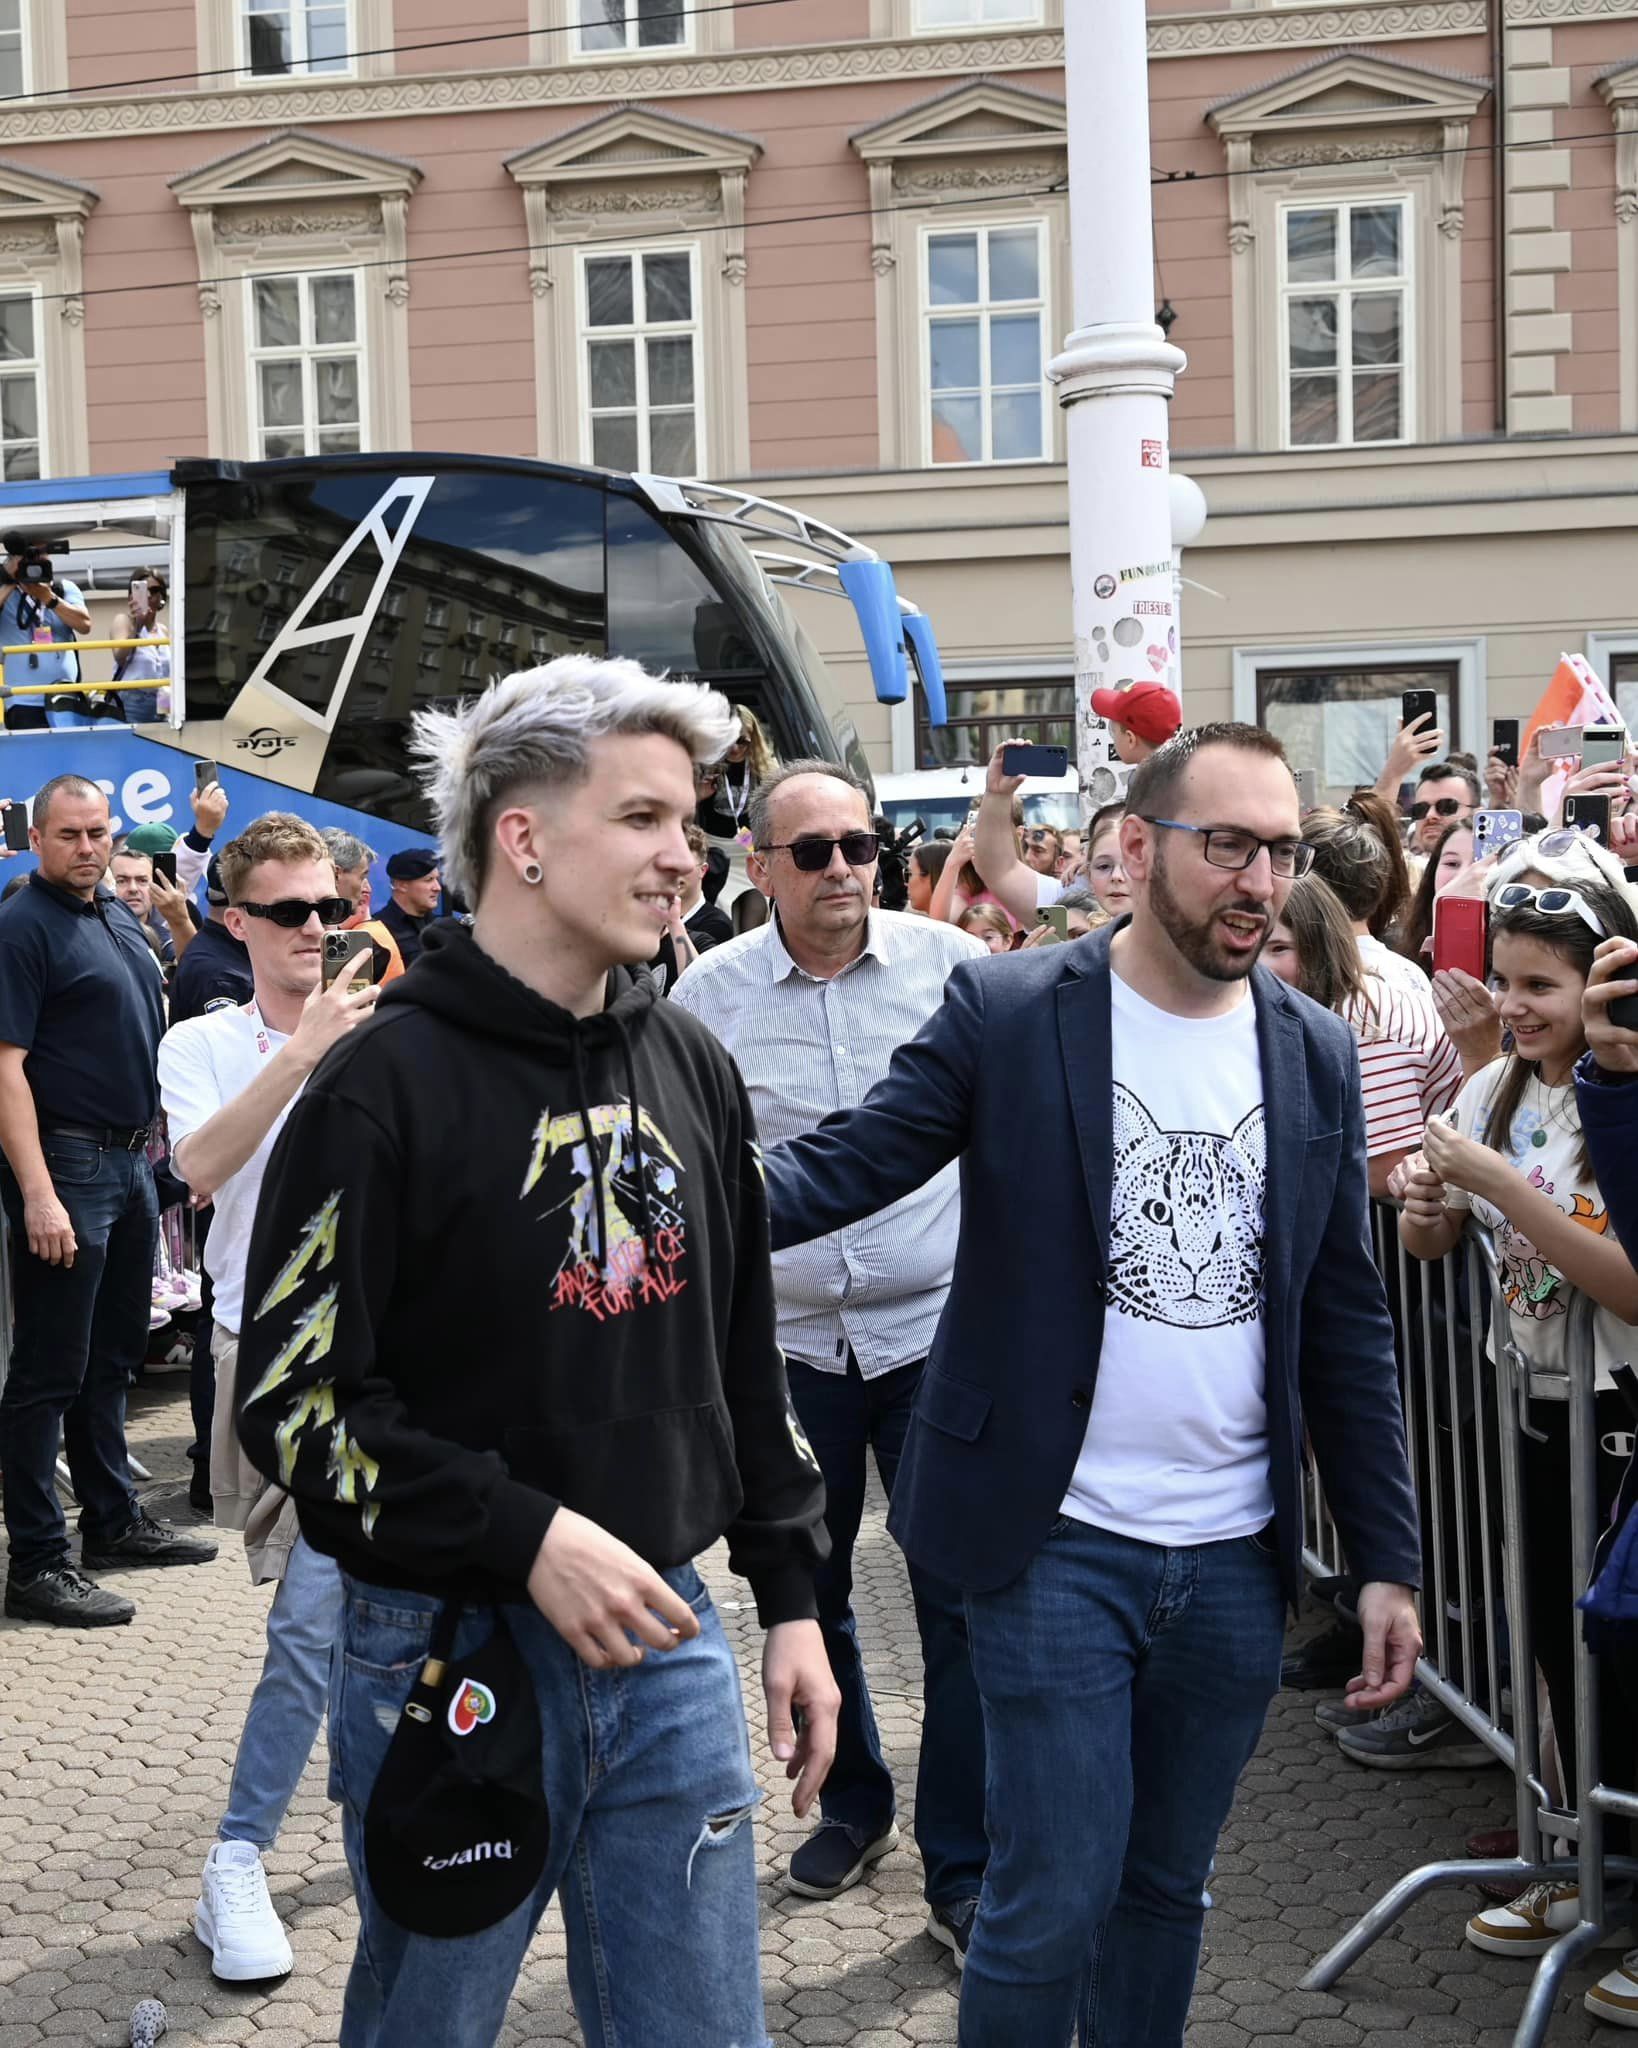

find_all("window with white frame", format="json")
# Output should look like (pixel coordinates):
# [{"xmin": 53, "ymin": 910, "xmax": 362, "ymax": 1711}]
[
  {"xmin": 913, "ymin": 0, "xmax": 1041, "ymax": 27},
  {"xmin": 243, "ymin": 0, "xmax": 352, "ymax": 76},
  {"xmin": 0, "ymin": 291, "xmax": 43, "ymax": 480},
  {"xmin": 0, "ymin": 2, "xmax": 26, "ymax": 99},
  {"xmin": 1280, "ymin": 198, "xmax": 1410, "ymax": 447},
  {"xmin": 579, "ymin": 247, "xmax": 699, "ymax": 473},
  {"xmin": 575, "ymin": 0, "xmax": 687, "ymax": 54},
  {"xmin": 248, "ymin": 272, "xmax": 365, "ymax": 459},
  {"xmin": 924, "ymin": 222, "xmax": 1047, "ymax": 466}
]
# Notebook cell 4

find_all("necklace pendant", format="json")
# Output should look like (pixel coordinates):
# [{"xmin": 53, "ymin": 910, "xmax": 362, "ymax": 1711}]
[{"xmin": 1531, "ymin": 1128, "xmax": 1547, "ymax": 1148}]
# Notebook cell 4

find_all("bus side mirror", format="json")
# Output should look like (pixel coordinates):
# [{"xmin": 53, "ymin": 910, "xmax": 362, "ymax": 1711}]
[
  {"xmin": 903, "ymin": 613, "xmax": 947, "ymax": 729},
  {"xmin": 838, "ymin": 559, "xmax": 907, "ymax": 706}
]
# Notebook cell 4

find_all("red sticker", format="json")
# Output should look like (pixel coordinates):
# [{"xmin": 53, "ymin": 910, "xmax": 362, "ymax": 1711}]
[{"xmin": 1140, "ymin": 440, "xmax": 1164, "ymax": 471}]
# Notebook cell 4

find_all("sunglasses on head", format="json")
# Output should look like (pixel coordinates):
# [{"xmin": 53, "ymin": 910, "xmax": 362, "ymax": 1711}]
[
  {"xmin": 1492, "ymin": 882, "xmax": 1607, "ymax": 937},
  {"xmin": 758, "ymin": 832, "xmax": 880, "ymax": 873},
  {"xmin": 234, "ymin": 895, "xmax": 351, "ymax": 929},
  {"xmin": 1410, "ymin": 796, "xmax": 1467, "ymax": 822}
]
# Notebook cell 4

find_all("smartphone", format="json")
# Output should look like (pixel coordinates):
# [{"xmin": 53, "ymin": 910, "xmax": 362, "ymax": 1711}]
[
  {"xmin": 1539, "ymin": 725, "xmax": 1583, "ymax": 760},
  {"xmin": 1002, "ymin": 741, "xmax": 1070, "ymax": 779},
  {"xmin": 1293, "ymin": 767, "xmax": 1318, "ymax": 813},
  {"xmin": 1433, "ymin": 895, "xmax": 1488, "ymax": 980},
  {"xmin": 129, "ymin": 578, "xmax": 148, "ymax": 606},
  {"xmin": 1042, "ymin": 904, "xmax": 1071, "ymax": 942},
  {"xmin": 1471, "ymin": 809, "xmax": 1524, "ymax": 861},
  {"xmin": 194, "ymin": 759, "xmax": 221, "ymax": 791},
  {"xmin": 2, "ymin": 800, "xmax": 27, "ymax": 851},
  {"xmin": 1582, "ymin": 723, "xmax": 1628, "ymax": 772},
  {"xmin": 1610, "ymin": 989, "xmax": 1638, "ymax": 1033},
  {"xmin": 1491, "ymin": 717, "xmax": 1520, "ymax": 769},
  {"xmin": 1401, "ymin": 688, "xmax": 1439, "ymax": 733},
  {"xmin": 152, "ymin": 849, "xmax": 177, "ymax": 888},
  {"xmin": 323, "ymin": 930, "xmax": 375, "ymax": 988},
  {"xmin": 1565, "ymin": 793, "xmax": 1612, "ymax": 842}
]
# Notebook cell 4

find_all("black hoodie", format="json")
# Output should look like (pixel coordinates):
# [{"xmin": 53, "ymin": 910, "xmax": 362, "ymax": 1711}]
[{"xmin": 236, "ymin": 922, "xmax": 828, "ymax": 1626}]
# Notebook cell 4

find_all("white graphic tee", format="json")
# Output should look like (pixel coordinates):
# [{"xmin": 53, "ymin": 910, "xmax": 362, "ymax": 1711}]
[{"xmin": 1062, "ymin": 970, "xmax": 1275, "ymax": 1545}]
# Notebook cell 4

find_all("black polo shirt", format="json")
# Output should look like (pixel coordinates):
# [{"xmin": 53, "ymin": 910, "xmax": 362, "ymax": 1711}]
[
  {"xmin": 378, "ymin": 897, "xmax": 434, "ymax": 969},
  {"xmin": 169, "ymin": 915, "xmax": 253, "ymax": 1025},
  {"xmin": 0, "ymin": 877, "xmax": 165, "ymax": 1128}
]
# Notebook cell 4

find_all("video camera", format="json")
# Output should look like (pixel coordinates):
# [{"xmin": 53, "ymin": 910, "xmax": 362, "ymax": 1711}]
[
  {"xmin": 874, "ymin": 813, "xmax": 924, "ymax": 914},
  {"xmin": 0, "ymin": 529, "xmax": 63, "ymax": 592}
]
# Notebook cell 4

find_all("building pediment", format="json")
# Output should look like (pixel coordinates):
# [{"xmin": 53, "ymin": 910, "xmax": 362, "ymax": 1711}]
[
  {"xmin": 168, "ymin": 127, "xmax": 422, "ymax": 210},
  {"xmin": 1207, "ymin": 49, "xmax": 1489, "ymax": 144},
  {"xmin": 504, "ymin": 106, "xmax": 761, "ymax": 191},
  {"xmin": 850, "ymin": 77, "xmax": 1066, "ymax": 167},
  {"xmin": 0, "ymin": 157, "xmax": 96, "ymax": 224}
]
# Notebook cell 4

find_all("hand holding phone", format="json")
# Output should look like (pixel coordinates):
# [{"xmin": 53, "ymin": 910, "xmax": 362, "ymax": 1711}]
[
  {"xmin": 1539, "ymin": 726, "xmax": 1583, "ymax": 760},
  {"xmin": 1471, "ymin": 809, "xmax": 1523, "ymax": 861},
  {"xmin": 1565, "ymin": 793, "xmax": 1611, "ymax": 843},
  {"xmin": 1401, "ymin": 689, "xmax": 1439, "ymax": 735},
  {"xmin": 323, "ymin": 929, "xmax": 376, "ymax": 989},
  {"xmin": 1582, "ymin": 724, "xmax": 1629, "ymax": 773},
  {"xmin": 1491, "ymin": 718, "xmax": 1520, "ymax": 770},
  {"xmin": 152, "ymin": 849, "xmax": 178, "ymax": 889},
  {"xmin": 194, "ymin": 759, "xmax": 221, "ymax": 792}
]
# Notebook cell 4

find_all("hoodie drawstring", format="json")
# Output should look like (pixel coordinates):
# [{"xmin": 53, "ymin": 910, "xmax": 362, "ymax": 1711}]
[
  {"xmin": 614, "ymin": 1018, "xmax": 658, "ymax": 1276},
  {"xmin": 570, "ymin": 1032, "xmax": 609, "ymax": 1283}
]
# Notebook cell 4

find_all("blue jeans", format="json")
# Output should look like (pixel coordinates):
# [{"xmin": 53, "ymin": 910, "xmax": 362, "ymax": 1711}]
[
  {"xmin": 220, "ymin": 1535, "xmax": 343, "ymax": 1847},
  {"xmin": 0, "ymin": 1139, "xmax": 154, "ymax": 1578},
  {"xmin": 330, "ymin": 1564, "xmax": 768, "ymax": 2048},
  {"xmin": 786, "ymin": 1353, "xmax": 987, "ymax": 1908},
  {"xmin": 958, "ymin": 1516, "xmax": 1286, "ymax": 2047}
]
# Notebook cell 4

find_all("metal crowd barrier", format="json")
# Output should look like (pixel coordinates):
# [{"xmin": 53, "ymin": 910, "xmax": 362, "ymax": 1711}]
[{"xmin": 1299, "ymin": 1205, "xmax": 1638, "ymax": 2045}]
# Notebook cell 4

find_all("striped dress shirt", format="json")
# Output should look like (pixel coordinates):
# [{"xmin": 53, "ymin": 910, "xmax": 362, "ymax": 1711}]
[{"xmin": 671, "ymin": 908, "xmax": 985, "ymax": 1377}]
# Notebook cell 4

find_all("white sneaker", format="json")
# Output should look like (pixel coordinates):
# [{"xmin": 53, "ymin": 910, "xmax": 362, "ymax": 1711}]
[
  {"xmin": 1590, "ymin": 1949, "xmax": 1638, "ymax": 2027},
  {"xmin": 194, "ymin": 1840, "xmax": 294, "ymax": 1981},
  {"xmin": 1466, "ymin": 1878, "xmax": 1582, "ymax": 1957}
]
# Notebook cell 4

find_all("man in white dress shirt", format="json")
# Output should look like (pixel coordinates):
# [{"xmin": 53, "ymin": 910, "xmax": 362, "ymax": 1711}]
[{"xmin": 672, "ymin": 762, "xmax": 990, "ymax": 1966}]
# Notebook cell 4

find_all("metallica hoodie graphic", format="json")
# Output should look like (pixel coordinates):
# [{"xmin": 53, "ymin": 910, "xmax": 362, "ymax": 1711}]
[{"xmin": 237, "ymin": 922, "xmax": 828, "ymax": 1626}]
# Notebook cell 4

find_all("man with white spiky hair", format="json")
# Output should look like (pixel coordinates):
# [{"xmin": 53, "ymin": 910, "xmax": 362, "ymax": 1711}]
[{"xmin": 237, "ymin": 656, "xmax": 838, "ymax": 2048}]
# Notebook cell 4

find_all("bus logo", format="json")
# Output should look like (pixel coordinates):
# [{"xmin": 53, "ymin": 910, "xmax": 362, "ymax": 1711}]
[{"xmin": 237, "ymin": 727, "xmax": 299, "ymax": 758}]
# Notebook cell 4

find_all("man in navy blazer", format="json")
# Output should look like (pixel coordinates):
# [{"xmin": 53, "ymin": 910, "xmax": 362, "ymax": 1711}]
[{"xmin": 763, "ymin": 723, "xmax": 1422, "ymax": 2046}]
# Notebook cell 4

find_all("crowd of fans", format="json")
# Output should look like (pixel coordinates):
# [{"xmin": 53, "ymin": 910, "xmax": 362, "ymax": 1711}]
[{"xmin": 3, "ymin": 664, "xmax": 1638, "ymax": 2043}]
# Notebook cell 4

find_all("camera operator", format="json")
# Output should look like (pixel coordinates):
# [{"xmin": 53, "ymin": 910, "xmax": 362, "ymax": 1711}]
[{"xmin": 0, "ymin": 532, "xmax": 90, "ymax": 732}]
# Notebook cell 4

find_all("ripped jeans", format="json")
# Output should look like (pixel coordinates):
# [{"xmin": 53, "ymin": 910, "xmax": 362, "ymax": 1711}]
[{"xmin": 330, "ymin": 1564, "xmax": 769, "ymax": 2048}]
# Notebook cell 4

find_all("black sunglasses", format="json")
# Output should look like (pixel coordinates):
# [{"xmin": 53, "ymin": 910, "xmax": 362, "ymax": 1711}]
[
  {"xmin": 235, "ymin": 895, "xmax": 351, "ymax": 929},
  {"xmin": 1410, "ymin": 796, "xmax": 1466, "ymax": 821},
  {"xmin": 758, "ymin": 832, "xmax": 880, "ymax": 873}
]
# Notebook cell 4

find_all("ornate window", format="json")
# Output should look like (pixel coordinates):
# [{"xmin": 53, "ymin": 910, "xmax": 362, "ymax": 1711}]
[
  {"xmin": 196, "ymin": 0, "xmax": 393, "ymax": 83},
  {"xmin": 170, "ymin": 130, "xmax": 418, "ymax": 460},
  {"xmin": 0, "ymin": 163, "xmax": 95, "ymax": 478},
  {"xmin": 0, "ymin": 3, "xmax": 66, "ymax": 99},
  {"xmin": 1280, "ymin": 198, "xmax": 1411, "ymax": 447},
  {"xmin": 528, "ymin": 0, "xmax": 729, "ymax": 62},
  {"xmin": 248, "ymin": 270, "xmax": 366, "ymax": 456},
  {"xmin": 505, "ymin": 107, "xmax": 757, "ymax": 472},
  {"xmin": 1207, "ymin": 50, "xmax": 1489, "ymax": 452},
  {"xmin": 579, "ymin": 246, "xmax": 700, "ymax": 472},
  {"xmin": 851, "ymin": 79, "xmax": 1068, "ymax": 471}
]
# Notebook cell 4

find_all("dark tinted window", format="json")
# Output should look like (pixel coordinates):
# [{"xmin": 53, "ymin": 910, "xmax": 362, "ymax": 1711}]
[
  {"xmin": 605, "ymin": 493, "xmax": 761, "ymax": 677},
  {"xmin": 184, "ymin": 463, "xmax": 607, "ymax": 827}
]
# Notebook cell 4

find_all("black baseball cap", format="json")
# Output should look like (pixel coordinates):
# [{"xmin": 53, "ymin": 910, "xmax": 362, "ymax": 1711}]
[{"xmin": 364, "ymin": 1606, "xmax": 550, "ymax": 1937}]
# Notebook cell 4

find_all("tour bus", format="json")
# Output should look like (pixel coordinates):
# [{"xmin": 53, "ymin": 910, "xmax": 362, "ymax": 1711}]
[{"xmin": 0, "ymin": 453, "xmax": 949, "ymax": 884}]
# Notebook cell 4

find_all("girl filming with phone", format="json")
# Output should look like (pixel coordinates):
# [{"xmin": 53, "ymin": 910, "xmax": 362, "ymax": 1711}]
[
  {"xmin": 1397, "ymin": 877, "xmax": 1638, "ymax": 1960},
  {"xmin": 110, "ymin": 569, "xmax": 171, "ymax": 725}
]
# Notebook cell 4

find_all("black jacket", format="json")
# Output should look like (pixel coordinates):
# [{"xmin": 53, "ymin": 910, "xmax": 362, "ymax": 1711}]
[
  {"xmin": 764, "ymin": 924, "xmax": 1421, "ymax": 1608},
  {"xmin": 238, "ymin": 921, "xmax": 827, "ymax": 1624},
  {"xmin": 169, "ymin": 916, "xmax": 252, "ymax": 1024}
]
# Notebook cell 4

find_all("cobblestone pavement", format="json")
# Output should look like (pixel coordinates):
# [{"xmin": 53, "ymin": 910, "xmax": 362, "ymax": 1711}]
[{"xmin": 0, "ymin": 1378, "xmax": 1621, "ymax": 2045}]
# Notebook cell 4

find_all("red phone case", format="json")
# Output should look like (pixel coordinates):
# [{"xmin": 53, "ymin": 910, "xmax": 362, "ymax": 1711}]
[{"xmin": 1433, "ymin": 896, "xmax": 1487, "ymax": 980}]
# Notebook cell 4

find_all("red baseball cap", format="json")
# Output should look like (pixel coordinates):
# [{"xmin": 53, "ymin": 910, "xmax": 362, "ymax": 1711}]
[{"xmin": 1090, "ymin": 680, "xmax": 1182, "ymax": 746}]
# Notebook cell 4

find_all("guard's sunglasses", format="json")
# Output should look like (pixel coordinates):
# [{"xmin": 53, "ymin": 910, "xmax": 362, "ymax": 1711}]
[{"xmin": 235, "ymin": 896, "xmax": 352, "ymax": 928}]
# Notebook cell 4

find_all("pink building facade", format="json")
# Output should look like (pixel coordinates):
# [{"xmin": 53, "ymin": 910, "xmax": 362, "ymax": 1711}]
[{"xmin": 0, "ymin": 0, "xmax": 1635, "ymax": 780}]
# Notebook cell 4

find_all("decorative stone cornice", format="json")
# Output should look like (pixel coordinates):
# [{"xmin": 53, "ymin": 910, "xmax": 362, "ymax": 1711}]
[
  {"xmin": 1508, "ymin": 0, "xmax": 1638, "ymax": 20},
  {"xmin": 1151, "ymin": 2, "xmax": 1486, "ymax": 58}
]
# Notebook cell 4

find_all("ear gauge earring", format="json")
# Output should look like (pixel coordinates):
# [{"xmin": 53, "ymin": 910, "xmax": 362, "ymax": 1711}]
[{"xmin": 521, "ymin": 861, "xmax": 544, "ymax": 887}]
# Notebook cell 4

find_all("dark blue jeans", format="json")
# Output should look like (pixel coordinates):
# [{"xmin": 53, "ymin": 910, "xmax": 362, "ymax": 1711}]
[
  {"xmin": 959, "ymin": 1515, "xmax": 1286, "ymax": 2047},
  {"xmin": 786, "ymin": 1353, "xmax": 988, "ymax": 1908},
  {"xmin": 0, "ymin": 1137, "xmax": 153, "ymax": 1578}
]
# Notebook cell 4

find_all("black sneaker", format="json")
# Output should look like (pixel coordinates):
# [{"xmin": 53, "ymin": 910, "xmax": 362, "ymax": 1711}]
[
  {"xmin": 1280, "ymin": 1617, "xmax": 1362, "ymax": 1690},
  {"xmin": 1313, "ymin": 1694, "xmax": 1374, "ymax": 1734},
  {"xmin": 927, "ymin": 1897, "xmax": 979, "ymax": 1971},
  {"xmin": 787, "ymin": 1818, "xmax": 900, "ymax": 1899},
  {"xmin": 1334, "ymin": 1687, "xmax": 1498, "ymax": 1770},
  {"xmin": 81, "ymin": 1508, "xmax": 218, "ymax": 1572},
  {"xmin": 5, "ymin": 1564, "xmax": 135, "ymax": 1627}
]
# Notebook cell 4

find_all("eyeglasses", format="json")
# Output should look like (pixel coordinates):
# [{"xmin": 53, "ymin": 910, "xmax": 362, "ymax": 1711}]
[
  {"xmin": 757, "ymin": 832, "xmax": 880, "ymax": 872},
  {"xmin": 1140, "ymin": 817, "xmax": 1315, "ymax": 879},
  {"xmin": 1411, "ymin": 796, "xmax": 1468, "ymax": 822},
  {"xmin": 234, "ymin": 895, "xmax": 351, "ymax": 928},
  {"xmin": 1492, "ymin": 882, "xmax": 1607, "ymax": 937}
]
